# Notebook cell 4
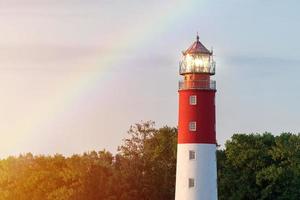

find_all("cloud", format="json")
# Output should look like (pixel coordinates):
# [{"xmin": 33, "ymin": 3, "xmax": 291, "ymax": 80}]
[
  {"xmin": 0, "ymin": 0, "xmax": 98, "ymax": 5},
  {"xmin": 0, "ymin": 44, "xmax": 103, "ymax": 70},
  {"xmin": 0, "ymin": 0, "xmax": 100, "ymax": 17},
  {"xmin": 225, "ymin": 55, "xmax": 300, "ymax": 68}
]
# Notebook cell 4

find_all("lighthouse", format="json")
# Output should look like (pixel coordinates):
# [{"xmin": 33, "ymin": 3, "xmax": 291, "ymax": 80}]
[{"xmin": 175, "ymin": 35, "xmax": 217, "ymax": 200}]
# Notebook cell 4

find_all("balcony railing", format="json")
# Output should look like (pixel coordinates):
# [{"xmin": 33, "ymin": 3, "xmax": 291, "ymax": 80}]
[{"xmin": 179, "ymin": 80, "xmax": 216, "ymax": 90}]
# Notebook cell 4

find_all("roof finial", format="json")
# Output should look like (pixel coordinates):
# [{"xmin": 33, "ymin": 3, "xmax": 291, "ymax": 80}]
[{"xmin": 196, "ymin": 32, "xmax": 199, "ymax": 41}]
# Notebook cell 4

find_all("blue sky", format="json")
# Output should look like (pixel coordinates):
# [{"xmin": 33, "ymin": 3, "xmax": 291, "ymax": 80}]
[{"xmin": 0, "ymin": 0, "xmax": 299, "ymax": 157}]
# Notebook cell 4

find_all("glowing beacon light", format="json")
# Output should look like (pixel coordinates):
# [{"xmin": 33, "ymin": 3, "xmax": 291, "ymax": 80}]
[
  {"xmin": 175, "ymin": 35, "xmax": 218, "ymax": 200},
  {"xmin": 180, "ymin": 35, "xmax": 215, "ymax": 75}
]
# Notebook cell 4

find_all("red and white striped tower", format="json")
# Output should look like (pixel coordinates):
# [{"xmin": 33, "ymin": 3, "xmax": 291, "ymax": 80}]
[{"xmin": 175, "ymin": 35, "xmax": 217, "ymax": 200}]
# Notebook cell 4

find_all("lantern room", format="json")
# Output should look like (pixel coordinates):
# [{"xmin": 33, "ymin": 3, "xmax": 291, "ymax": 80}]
[{"xmin": 179, "ymin": 35, "xmax": 215, "ymax": 75}]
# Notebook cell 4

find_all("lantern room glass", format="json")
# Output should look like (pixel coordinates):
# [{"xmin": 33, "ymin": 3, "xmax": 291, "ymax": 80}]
[{"xmin": 180, "ymin": 53, "xmax": 215, "ymax": 75}]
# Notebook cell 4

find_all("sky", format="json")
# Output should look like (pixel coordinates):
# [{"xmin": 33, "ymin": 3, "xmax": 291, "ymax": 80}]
[{"xmin": 0, "ymin": 0, "xmax": 300, "ymax": 158}]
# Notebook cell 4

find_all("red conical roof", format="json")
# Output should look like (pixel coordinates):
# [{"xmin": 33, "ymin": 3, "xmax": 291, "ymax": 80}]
[{"xmin": 183, "ymin": 35, "xmax": 212, "ymax": 55}]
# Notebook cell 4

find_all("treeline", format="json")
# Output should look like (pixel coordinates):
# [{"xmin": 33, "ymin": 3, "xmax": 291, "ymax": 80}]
[{"xmin": 0, "ymin": 121, "xmax": 299, "ymax": 200}]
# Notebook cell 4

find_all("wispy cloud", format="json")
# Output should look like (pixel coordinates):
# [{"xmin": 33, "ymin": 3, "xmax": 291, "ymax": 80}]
[
  {"xmin": 225, "ymin": 55, "xmax": 300, "ymax": 67},
  {"xmin": 0, "ymin": 45, "xmax": 103, "ymax": 70}
]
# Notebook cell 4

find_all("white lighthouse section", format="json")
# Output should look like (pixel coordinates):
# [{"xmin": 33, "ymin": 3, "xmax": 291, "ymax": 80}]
[{"xmin": 175, "ymin": 143, "xmax": 218, "ymax": 200}]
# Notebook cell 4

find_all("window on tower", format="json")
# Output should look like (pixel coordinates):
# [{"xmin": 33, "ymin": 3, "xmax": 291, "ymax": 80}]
[
  {"xmin": 189, "ymin": 150, "xmax": 195, "ymax": 160},
  {"xmin": 189, "ymin": 178, "xmax": 195, "ymax": 188},
  {"xmin": 189, "ymin": 122, "xmax": 196, "ymax": 131},
  {"xmin": 189, "ymin": 95, "xmax": 197, "ymax": 105}
]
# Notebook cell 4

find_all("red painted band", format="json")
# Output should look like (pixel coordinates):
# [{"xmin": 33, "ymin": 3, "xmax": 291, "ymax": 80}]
[{"xmin": 178, "ymin": 89, "xmax": 216, "ymax": 144}]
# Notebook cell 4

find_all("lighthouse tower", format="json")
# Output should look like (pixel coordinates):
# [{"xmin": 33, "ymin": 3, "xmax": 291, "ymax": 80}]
[{"xmin": 175, "ymin": 35, "xmax": 217, "ymax": 200}]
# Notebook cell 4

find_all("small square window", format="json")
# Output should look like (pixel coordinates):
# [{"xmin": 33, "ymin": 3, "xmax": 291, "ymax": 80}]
[
  {"xmin": 189, "ymin": 122, "xmax": 196, "ymax": 132},
  {"xmin": 189, "ymin": 95, "xmax": 197, "ymax": 105},
  {"xmin": 189, "ymin": 178, "xmax": 195, "ymax": 188},
  {"xmin": 189, "ymin": 150, "xmax": 195, "ymax": 160}
]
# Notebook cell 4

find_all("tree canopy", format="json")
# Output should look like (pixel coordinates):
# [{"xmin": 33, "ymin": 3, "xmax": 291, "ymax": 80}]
[
  {"xmin": 0, "ymin": 121, "xmax": 299, "ymax": 200},
  {"xmin": 218, "ymin": 132, "xmax": 300, "ymax": 200}
]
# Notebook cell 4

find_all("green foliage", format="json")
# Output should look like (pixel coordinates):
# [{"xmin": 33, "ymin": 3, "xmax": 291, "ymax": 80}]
[
  {"xmin": 0, "ymin": 122, "xmax": 299, "ymax": 200},
  {"xmin": 218, "ymin": 133, "xmax": 300, "ymax": 200},
  {"xmin": 115, "ymin": 121, "xmax": 177, "ymax": 200},
  {"xmin": 0, "ymin": 121, "xmax": 177, "ymax": 200}
]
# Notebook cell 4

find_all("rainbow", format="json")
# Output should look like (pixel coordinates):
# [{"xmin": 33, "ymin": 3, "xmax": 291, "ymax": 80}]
[{"xmin": 7, "ymin": 0, "xmax": 203, "ymax": 156}]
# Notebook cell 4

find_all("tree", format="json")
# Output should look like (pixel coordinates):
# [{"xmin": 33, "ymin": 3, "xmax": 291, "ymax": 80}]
[
  {"xmin": 1, "ymin": 122, "xmax": 300, "ymax": 200},
  {"xmin": 218, "ymin": 133, "xmax": 300, "ymax": 200},
  {"xmin": 116, "ymin": 121, "xmax": 177, "ymax": 200}
]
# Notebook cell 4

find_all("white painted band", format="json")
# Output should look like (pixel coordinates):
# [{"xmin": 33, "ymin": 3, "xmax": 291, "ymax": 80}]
[{"xmin": 175, "ymin": 143, "xmax": 217, "ymax": 200}]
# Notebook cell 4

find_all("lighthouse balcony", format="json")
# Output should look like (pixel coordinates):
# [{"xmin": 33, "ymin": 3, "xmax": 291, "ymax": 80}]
[{"xmin": 179, "ymin": 80, "xmax": 216, "ymax": 90}]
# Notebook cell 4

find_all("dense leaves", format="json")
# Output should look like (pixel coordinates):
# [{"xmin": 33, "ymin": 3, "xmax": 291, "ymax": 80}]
[
  {"xmin": 0, "ymin": 121, "xmax": 177, "ymax": 200},
  {"xmin": 0, "ymin": 122, "xmax": 299, "ymax": 200},
  {"xmin": 218, "ymin": 133, "xmax": 300, "ymax": 200}
]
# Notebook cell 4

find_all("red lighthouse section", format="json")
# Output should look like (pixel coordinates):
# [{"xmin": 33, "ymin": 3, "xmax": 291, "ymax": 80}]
[{"xmin": 178, "ymin": 89, "xmax": 216, "ymax": 144}]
